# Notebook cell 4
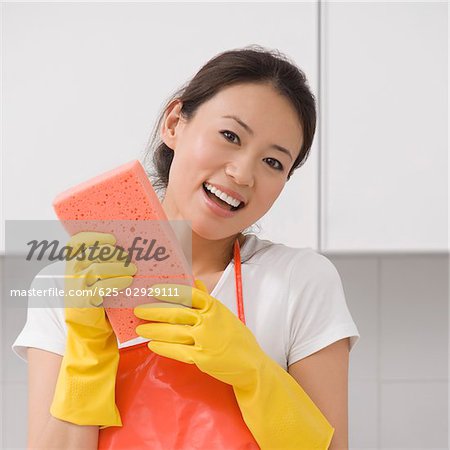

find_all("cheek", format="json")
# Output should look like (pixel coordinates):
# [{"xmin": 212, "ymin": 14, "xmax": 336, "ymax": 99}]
[
  {"xmin": 265, "ymin": 181, "xmax": 284, "ymax": 200},
  {"xmin": 249, "ymin": 183, "xmax": 285, "ymax": 216},
  {"xmin": 170, "ymin": 138, "xmax": 210, "ymax": 179},
  {"xmin": 187, "ymin": 134, "xmax": 220, "ymax": 169}
]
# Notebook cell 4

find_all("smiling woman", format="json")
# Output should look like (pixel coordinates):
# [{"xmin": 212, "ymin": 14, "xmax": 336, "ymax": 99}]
[{"xmin": 14, "ymin": 45, "xmax": 359, "ymax": 450}]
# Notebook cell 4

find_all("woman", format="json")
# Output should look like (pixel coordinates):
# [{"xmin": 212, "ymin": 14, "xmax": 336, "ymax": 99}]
[{"xmin": 13, "ymin": 46, "xmax": 359, "ymax": 449}]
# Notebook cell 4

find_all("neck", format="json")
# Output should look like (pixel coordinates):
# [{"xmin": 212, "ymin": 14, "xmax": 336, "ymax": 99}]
[{"xmin": 190, "ymin": 231, "xmax": 244, "ymax": 276}]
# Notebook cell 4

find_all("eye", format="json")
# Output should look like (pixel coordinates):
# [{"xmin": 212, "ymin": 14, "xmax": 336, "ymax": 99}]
[
  {"xmin": 220, "ymin": 130, "xmax": 283, "ymax": 171},
  {"xmin": 220, "ymin": 130, "xmax": 240, "ymax": 144},
  {"xmin": 265, "ymin": 158, "xmax": 284, "ymax": 171}
]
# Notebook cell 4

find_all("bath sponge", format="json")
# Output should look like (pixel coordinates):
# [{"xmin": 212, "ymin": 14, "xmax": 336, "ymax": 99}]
[{"xmin": 53, "ymin": 160, "xmax": 194, "ymax": 345}]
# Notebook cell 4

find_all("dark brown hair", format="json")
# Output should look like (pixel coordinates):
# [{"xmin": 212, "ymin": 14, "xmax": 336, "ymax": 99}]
[{"xmin": 142, "ymin": 45, "xmax": 317, "ymax": 199}]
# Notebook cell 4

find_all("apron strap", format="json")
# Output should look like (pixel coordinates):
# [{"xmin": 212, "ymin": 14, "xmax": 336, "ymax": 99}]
[{"xmin": 233, "ymin": 237, "xmax": 245, "ymax": 324}]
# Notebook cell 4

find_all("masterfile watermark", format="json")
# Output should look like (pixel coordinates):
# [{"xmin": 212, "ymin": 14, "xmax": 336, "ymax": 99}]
[
  {"xmin": 26, "ymin": 237, "xmax": 170, "ymax": 267},
  {"xmin": 3, "ymin": 219, "xmax": 194, "ymax": 308},
  {"xmin": 10, "ymin": 285, "xmax": 179, "ymax": 299}
]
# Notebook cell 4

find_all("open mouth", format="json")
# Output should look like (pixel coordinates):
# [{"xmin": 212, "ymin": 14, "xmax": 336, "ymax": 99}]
[{"xmin": 202, "ymin": 183, "xmax": 245, "ymax": 212}]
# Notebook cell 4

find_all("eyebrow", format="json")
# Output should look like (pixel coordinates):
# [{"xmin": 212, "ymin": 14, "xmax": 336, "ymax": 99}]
[{"xmin": 222, "ymin": 115, "xmax": 294, "ymax": 161}]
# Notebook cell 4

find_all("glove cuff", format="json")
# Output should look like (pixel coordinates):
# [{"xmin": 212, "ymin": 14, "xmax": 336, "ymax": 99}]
[
  {"xmin": 50, "ymin": 329, "xmax": 122, "ymax": 427},
  {"xmin": 50, "ymin": 373, "xmax": 122, "ymax": 427},
  {"xmin": 233, "ymin": 355, "xmax": 335, "ymax": 448}
]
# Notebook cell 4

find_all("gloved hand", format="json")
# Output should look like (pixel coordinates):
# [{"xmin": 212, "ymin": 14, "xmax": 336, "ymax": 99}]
[
  {"xmin": 50, "ymin": 231, "xmax": 137, "ymax": 428},
  {"xmin": 134, "ymin": 280, "xmax": 335, "ymax": 449}
]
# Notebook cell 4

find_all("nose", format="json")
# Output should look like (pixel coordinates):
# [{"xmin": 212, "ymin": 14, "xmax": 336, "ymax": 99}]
[
  {"xmin": 225, "ymin": 155, "xmax": 255, "ymax": 188},
  {"xmin": 225, "ymin": 151, "xmax": 257, "ymax": 187}
]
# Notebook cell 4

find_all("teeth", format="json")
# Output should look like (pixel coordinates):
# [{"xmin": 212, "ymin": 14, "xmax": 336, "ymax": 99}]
[{"xmin": 204, "ymin": 182, "xmax": 242, "ymax": 208}]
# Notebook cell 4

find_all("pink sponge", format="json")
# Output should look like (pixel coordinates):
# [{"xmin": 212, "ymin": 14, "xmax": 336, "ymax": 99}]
[{"xmin": 52, "ymin": 160, "xmax": 194, "ymax": 345}]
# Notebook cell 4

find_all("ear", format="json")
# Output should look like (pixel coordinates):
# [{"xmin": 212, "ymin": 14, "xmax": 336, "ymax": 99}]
[{"xmin": 161, "ymin": 99, "xmax": 184, "ymax": 151}]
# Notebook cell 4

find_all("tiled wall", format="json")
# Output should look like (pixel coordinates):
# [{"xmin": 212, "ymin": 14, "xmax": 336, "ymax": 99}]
[
  {"xmin": 2, "ymin": 254, "xmax": 449, "ymax": 449},
  {"xmin": 329, "ymin": 253, "xmax": 449, "ymax": 449}
]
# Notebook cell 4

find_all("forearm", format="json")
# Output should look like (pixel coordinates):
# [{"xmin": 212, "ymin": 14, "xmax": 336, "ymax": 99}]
[
  {"xmin": 30, "ymin": 415, "xmax": 98, "ymax": 450},
  {"xmin": 50, "ymin": 329, "xmax": 121, "ymax": 427},
  {"xmin": 233, "ymin": 357, "xmax": 335, "ymax": 449}
]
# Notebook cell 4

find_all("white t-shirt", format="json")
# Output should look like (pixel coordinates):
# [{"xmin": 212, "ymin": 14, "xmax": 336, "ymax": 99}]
[{"xmin": 12, "ymin": 234, "xmax": 360, "ymax": 369}]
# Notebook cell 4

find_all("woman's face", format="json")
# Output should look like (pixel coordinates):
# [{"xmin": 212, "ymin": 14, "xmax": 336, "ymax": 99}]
[{"xmin": 161, "ymin": 82, "xmax": 303, "ymax": 241}]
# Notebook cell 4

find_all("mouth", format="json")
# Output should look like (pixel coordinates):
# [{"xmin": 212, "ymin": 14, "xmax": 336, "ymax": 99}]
[{"xmin": 202, "ymin": 182, "xmax": 245, "ymax": 212}]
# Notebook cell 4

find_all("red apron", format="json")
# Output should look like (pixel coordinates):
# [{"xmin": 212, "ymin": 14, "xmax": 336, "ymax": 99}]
[{"xmin": 98, "ymin": 238, "xmax": 259, "ymax": 449}]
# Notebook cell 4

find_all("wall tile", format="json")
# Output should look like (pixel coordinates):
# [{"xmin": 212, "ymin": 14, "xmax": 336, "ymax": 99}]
[
  {"xmin": 3, "ymin": 305, "xmax": 28, "ymax": 384},
  {"xmin": 380, "ymin": 381, "xmax": 448, "ymax": 448},
  {"xmin": 349, "ymin": 379, "xmax": 379, "ymax": 449},
  {"xmin": 380, "ymin": 256, "xmax": 448, "ymax": 380},
  {"xmin": 2, "ymin": 382, "xmax": 27, "ymax": 449}
]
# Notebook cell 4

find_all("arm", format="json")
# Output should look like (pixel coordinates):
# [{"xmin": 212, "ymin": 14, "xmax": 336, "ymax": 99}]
[
  {"xmin": 134, "ymin": 281, "xmax": 335, "ymax": 449},
  {"xmin": 288, "ymin": 338, "xmax": 350, "ymax": 450},
  {"xmin": 28, "ymin": 348, "xmax": 98, "ymax": 449},
  {"xmin": 49, "ymin": 232, "xmax": 136, "ymax": 428},
  {"xmin": 27, "ymin": 232, "xmax": 136, "ymax": 447}
]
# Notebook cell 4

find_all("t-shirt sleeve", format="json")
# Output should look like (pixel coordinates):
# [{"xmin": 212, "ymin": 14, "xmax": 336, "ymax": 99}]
[
  {"xmin": 11, "ymin": 262, "xmax": 67, "ymax": 363},
  {"xmin": 286, "ymin": 250, "xmax": 360, "ymax": 366}
]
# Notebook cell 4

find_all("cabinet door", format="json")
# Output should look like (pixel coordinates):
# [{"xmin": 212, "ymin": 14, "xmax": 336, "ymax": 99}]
[
  {"xmin": 2, "ymin": 2, "xmax": 319, "ymax": 251},
  {"xmin": 322, "ymin": 2, "xmax": 447, "ymax": 252}
]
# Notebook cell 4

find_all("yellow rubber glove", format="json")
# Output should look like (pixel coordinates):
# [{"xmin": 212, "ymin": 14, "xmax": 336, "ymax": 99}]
[
  {"xmin": 50, "ymin": 231, "xmax": 137, "ymax": 428},
  {"xmin": 134, "ymin": 280, "xmax": 335, "ymax": 449}
]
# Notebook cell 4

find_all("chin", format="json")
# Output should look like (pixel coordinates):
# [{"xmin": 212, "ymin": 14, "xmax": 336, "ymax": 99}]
[
  {"xmin": 191, "ymin": 225, "xmax": 224, "ymax": 241},
  {"xmin": 190, "ymin": 221, "xmax": 234, "ymax": 242}
]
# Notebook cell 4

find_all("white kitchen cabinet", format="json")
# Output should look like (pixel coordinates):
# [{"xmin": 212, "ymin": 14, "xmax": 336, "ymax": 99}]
[
  {"xmin": 322, "ymin": 2, "xmax": 447, "ymax": 252},
  {"xmin": 1, "ymin": 2, "xmax": 319, "ymax": 252}
]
